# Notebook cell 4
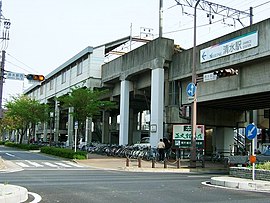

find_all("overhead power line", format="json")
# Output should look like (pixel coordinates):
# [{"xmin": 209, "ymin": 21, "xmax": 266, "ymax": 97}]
[
  {"xmin": 174, "ymin": 0, "xmax": 251, "ymax": 24},
  {"xmin": 6, "ymin": 52, "xmax": 41, "ymax": 74}
]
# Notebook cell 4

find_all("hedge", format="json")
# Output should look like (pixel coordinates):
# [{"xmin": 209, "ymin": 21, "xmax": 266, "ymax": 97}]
[
  {"xmin": 4, "ymin": 142, "xmax": 40, "ymax": 150},
  {"xmin": 40, "ymin": 146, "xmax": 87, "ymax": 160}
]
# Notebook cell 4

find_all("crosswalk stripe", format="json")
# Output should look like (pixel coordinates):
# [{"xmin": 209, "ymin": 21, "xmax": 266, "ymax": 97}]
[
  {"xmin": 63, "ymin": 161, "xmax": 84, "ymax": 168},
  {"xmin": 16, "ymin": 162, "xmax": 30, "ymax": 167},
  {"xmin": 42, "ymin": 162, "xmax": 59, "ymax": 167},
  {"xmin": 25, "ymin": 160, "xmax": 44, "ymax": 167},
  {"xmin": 54, "ymin": 162, "xmax": 72, "ymax": 167}
]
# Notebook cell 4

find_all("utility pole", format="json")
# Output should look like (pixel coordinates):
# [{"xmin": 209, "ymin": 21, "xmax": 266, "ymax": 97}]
[
  {"xmin": 0, "ymin": 0, "xmax": 10, "ymax": 119},
  {"xmin": 0, "ymin": 50, "xmax": 5, "ymax": 118},
  {"xmin": 175, "ymin": 0, "xmax": 252, "ymax": 168},
  {"xmin": 159, "ymin": 0, "xmax": 163, "ymax": 37}
]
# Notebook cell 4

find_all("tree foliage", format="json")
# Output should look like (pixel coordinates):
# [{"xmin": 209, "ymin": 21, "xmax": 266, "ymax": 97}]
[
  {"xmin": 4, "ymin": 95, "xmax": 49, "ymax": 143},
  {"xmin": 57, "ymin": 87, "xmax": 116, "ymax": 127}
]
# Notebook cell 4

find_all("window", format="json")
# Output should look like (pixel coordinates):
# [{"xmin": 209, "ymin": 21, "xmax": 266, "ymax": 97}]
[
  {"xmin": 169, "ymin": 81, "xmax": 180, "ymax": 105},
  {"xmin": 77, "ymin": 61, "xmax": 82, "ymax": 76},
  {"xmin": 40, "ymin": 85, "xmax": 43, "ymax": 95},
  {"xmin": 49, "ymin": 79, "xmax": 54, "ymax": 90},
  {"xmin": 61, "ymin": 71, "xmax": 66, "ymax": 84}
]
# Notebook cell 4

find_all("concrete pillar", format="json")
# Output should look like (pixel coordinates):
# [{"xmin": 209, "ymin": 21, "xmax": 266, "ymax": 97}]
[
  {"xmin": 119, "ymin": 80, "xmax": 130, "ymax": 145},
  {"xmin": 85, "ymin": 117, "xmax": 92, "ymax": 144},
  {"xmin": 128, "ymin": 108, "xmax": 134, "ymax": 144},
  {"xmin": 110, "ymin": 114, "xmax": 118, "ymax": 144},
  {"xmin": 54, "ymin": 100, "xmax": 60, "ymax": 142},
  {"xmin": 102, "ymin": 111, "xmax": 110, "ymax": 144},
  {"xmin": 67, "ymin": 107, "xmax": 74, "ymax": 148},
  {"xmin": 253, "ymin": 110, "xmax": 258, "ymax": 152},
  {"xmin": 215, "ymin": 127, "xmax": 234, "ymax": 156},
  {"xmin": 150, "ymin": 67, "xmax": 164, "ymax": 148},
  {"xmin": 43, "ymin": 122, "xmax": 48, "ymax": 142},
  {"xmin": 223, "ymin": 127, "xmax": 234, "ymax": 156}
]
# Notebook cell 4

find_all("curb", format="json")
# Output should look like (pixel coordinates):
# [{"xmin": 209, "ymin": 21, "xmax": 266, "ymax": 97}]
[
  {"xmin": 211, "ymin": 176, "xmax": 270, "ymax": 191},
  {"xmin": 0, "ymin": 184, "xmax": 28, "ymax": 203}
]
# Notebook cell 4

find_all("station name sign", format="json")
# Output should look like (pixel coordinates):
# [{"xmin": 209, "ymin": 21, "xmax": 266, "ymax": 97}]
[
  {"xmin": 200, "ymin": 31, "xmax": 258, "ymax": 63},
  {"xmin": 172, "ymin": 124, "xmax": 204, "ymax": 148}
]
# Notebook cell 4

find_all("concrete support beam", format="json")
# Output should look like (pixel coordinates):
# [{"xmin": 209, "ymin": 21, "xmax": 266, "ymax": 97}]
[
  {"xmin": 67, "ymin": 107, "xmax": 74, "ymax": 148},
  {"xmin": 85, "ymin": 117, "xmax": 92, "ymax": 144},
  {"xmin": 102, "ymin": 111, "xmax": 110, "ymax": 144},
  {"xmin": 119, "ymin": 80, "xmax": 130, "ymax": 145},
  {"xmin": 43, "ymin": 122, "xmax": 48, "ymax": 142},
  {"xmin": 54, "ymin": 100, "xmax": 60, "ymax": 142},
  {"xmin": 150, "ymin": 67, "xmax": 164, "ymax": 147}
]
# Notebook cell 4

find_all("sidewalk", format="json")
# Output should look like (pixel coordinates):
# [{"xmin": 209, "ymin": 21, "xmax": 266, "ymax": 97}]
[
  {"xmin": 76, "ymin": 153, "xmax": 228, "ymax": 173},
  {"xmin": 0, "ymin": 157, "xmax": 28, "ymax": 202}
]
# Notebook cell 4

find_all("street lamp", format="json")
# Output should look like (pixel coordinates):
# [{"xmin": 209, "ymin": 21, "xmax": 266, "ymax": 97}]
[
  {"xmin": 190, "ymin": 0, "xmax": 201, "ymax": 168},
  {"xmin": 49, "ymin": 112, "xmax": 54, "ymax": 146}
]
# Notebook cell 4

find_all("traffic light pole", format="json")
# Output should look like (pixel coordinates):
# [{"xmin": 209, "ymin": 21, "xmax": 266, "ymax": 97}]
[
  {"xmin": 0, "ymin": 50, "xmax": 5, "ymax": 119},
  {"xmin": 190, "ymin": 0, "xmax": 200, "ymax": 168}
]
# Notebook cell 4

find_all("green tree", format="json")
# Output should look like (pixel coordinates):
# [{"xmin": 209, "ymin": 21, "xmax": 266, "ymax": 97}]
[
  {"xmin": 57, "ymin": 87, "xmax": 116, "ymax": 138},
  {"xmin": 4, "ymin": 95, "xmax": 49, "ymax": 144}
]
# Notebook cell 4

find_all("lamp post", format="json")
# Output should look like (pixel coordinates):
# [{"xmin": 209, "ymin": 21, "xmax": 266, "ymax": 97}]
[
  {"xmin": 190, "ymin": 0, "xmax": 201, "ymax": 168},
  {"xmin": 49, "ymin": 112, "xmax": 54, "ymax": 146}
]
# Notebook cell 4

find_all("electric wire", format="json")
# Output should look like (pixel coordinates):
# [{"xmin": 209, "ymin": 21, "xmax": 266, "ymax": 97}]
[{"xmin": 6, "ymin": 52, "xmax": 41, "ymax": 74}]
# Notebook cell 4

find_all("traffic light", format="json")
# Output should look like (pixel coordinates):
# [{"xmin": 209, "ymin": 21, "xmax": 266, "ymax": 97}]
[
  {"xmin": 214, "ymin": 68, "xmax": 238, "ymax": 78},
  {"xmin": 179, "ymin": 105, "xmax": 186, "ymax": 118},
  {"xmin": 179, "ymin": 105, "xmax": 191, "ymax": 118},
  {"xmin": 26, "ymin": 74, "xmax": 45, "ymax": 81}
]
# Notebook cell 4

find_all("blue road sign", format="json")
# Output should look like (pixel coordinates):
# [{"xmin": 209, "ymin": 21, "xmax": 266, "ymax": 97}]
[
  {"xmin": 245, "ymin": 123, "xmax": 257, "ymax": 140},
  {"xmin": 186, "ymin": 82, "xmax": 196, "ymax": 97}
]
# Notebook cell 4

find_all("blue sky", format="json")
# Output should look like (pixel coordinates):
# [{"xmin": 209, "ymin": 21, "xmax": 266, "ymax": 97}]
[{"xmin": 2, "ymin": 0, "xmax": 270, "ymax": 102}]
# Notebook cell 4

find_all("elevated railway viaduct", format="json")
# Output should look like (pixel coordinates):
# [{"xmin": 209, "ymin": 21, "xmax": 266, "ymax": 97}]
[{"xmin": 101, "ymin": 18, "xmax": 270, "ymax": 154}]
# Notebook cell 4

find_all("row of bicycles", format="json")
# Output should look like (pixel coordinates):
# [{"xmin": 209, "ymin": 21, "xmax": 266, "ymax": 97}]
[{"xmin": 82, "ymin": 142, "xmax": 199, "ymax": 162}]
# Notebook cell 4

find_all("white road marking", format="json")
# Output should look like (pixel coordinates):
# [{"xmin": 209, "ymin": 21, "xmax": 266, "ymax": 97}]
[
  {"xmin": 28, "ymin": 192, "xmax": 42, "ymax": 203},
  {"xmin": 42, "ymin": 162, "xmax": 58, "ymax": 167},
  {"xmin": 63, "ymin": 161, "xmax": 84, "ymax": 168},
  {"xmin": 54, "ymin": 162, "xmax": 72, "ymax": 167},
  {"xmin": 16, "ymin": 162, "xmax": 30, "ymax": 167},
  {"xmin": 25, "ymin": 160, "xmax": 44, "ymax": 167},
  {"xmin": 5, "ymin": 153, "xmax": 15, "ymax": 157}
]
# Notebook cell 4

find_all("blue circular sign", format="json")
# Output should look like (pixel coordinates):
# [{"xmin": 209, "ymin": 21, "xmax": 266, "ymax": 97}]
[
  {"xmin": 186, "ymin": 82, "xmax": 196, "ymax": 97},
  {"xmin": 245, "ymin": 124, "xmax": 257, "ymax": 140}
]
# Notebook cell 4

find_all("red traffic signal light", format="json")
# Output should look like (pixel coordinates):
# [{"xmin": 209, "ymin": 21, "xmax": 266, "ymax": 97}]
[{"xmin": 26, "ymin": 74, "xmax": 45, "ymax": 81}]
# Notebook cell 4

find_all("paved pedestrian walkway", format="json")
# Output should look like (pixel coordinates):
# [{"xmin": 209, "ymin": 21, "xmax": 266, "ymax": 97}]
[{"xmin": 76, "ymin": 153, "xmax": 227, "ymax": 173}]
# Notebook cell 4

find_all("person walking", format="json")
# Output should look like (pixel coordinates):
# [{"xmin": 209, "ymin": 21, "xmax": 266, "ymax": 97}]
[{"xmin": 157, "ymin": 139, "xmax": 165, "ymax": 161}]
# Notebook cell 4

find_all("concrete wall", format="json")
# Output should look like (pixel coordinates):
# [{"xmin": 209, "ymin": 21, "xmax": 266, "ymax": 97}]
[
  {"xmin": 102, "ymin": 37, "xmax": 174, "ymax": 83},
  {"xmin": 170, "ymin": 18, "xmax": 270, "ymax": 104}
]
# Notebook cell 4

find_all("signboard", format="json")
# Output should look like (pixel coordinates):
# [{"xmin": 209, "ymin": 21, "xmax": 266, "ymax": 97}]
[
  {"xmin": 203, "ymin": 72, "xmax": 217, "ymax": 82},
  {"xmin": 74, "ymin": 121, "xmax": 78, "ymax": 130},
  {"xmin": 200, "ymin": 31, "xmax": 258, "ymax": 63},
  {"xmin": 246, "ymin": 123, "xmax": 257, "ymax": 140},
  {"xmin": 186, "ymin": 82, "xmax": 196, "ymax": 97},
  {"xmin": 6, "ymin": 71, "xmax": 25, "ymax": 81},
  {"xmin": 173, "ymin": 124, "xmax": 205, "ymax": 148}
]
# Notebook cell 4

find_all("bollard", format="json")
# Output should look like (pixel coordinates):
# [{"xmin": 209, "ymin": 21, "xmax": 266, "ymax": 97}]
[
  {"xmin": 164, "ymin": 158, "xmax": 167, "ymax": 168},
  {"xmin": 138, "ymin": 157, "xmax": 142, "ymax": 168},
  {"xmin": 152, "ymin": 159, "xmax": 155, "ymax": 168},
  {"xmin": 176, "ymin": 158, "xmax": 180, "ymax": 169},
  {"xmin": 126, "ymin": 158, "xmax": 129, "ymax": 167}
]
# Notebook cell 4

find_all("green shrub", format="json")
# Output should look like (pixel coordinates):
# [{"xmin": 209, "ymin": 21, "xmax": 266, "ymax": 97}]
[
  {"xmin": 0, "ymin": 141, "xmax": 5, "ymax": 145},
  {"xmin": 256, "ymin": 161, "xmax": 270, "ymax": 170},
  {"xmin": 40, "ymin": 146, "xmax": 87, "ymax": 159},
  {"xmin": 4, "ymin": 142, "xmax": 40, "ymax": 150}
]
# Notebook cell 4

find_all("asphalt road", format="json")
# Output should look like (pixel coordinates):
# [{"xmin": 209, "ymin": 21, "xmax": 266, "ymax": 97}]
[{"xmin": 0, "ymin": 146, "xmax": 269, "ymax": 203}]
